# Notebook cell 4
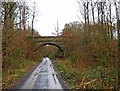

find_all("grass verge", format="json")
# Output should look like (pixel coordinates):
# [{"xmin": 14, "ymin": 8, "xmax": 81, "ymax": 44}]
[{"xmin": 2, "ymin": 58, "xmax": 40, "ymax": 89}]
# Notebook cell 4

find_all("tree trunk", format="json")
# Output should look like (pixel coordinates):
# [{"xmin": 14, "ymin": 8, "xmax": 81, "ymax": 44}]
[
  {"xmin": 97, "ymin": 2, "xmax": 100, "ymax": 23},
  {"xmin": 22, "ymin": 3, "xmax": 26, "ymax": 30},
  {"xmin": 109, "ymin": 4, "xmax": 113, "ymax": 39},
  {"xmin": 118, "ymin": 19, "xmax": 120, "ymax": 88},
  {"xmin": 86, "ymin": 2, "xmax": 89, "ymax": 25},
  {"xmin": 114, "ymin": 0, "xmax": 120, "ymax": 87},
  {"xmin": 91, "ymin": 1, "xmax": 95, "ymax": 24}
]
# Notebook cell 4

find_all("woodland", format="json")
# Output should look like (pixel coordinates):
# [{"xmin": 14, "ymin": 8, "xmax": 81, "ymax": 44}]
[{"xmin": 0, "ymin": 0, "xmax": 120, "ymax": 89}]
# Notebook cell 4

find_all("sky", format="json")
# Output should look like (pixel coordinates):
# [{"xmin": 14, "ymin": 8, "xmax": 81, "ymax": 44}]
[
  {"xmin": 1, "ymin": 0, "xmax": 120, "ymax": 36},
  {"xmin": 27, "ymin": 0, "xmax": 80, "ymax": 36}
]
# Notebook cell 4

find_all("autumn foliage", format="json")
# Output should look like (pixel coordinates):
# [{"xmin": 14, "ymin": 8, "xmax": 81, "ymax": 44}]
[{"xmin": 58, "ymin": 20, "xmax": 118, "ymax": 89}]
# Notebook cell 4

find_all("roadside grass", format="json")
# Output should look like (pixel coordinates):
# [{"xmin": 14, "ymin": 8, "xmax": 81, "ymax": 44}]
[
  {"xmin": 54, "ymin": 58, "xmax": 118, "ymax": 89},
  {"xmin": 2, "ymin": 58, "xmax": 40, "ymax": 89}
]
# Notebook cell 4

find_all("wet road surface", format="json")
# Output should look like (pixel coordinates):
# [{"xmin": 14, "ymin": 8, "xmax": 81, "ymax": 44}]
[{"xmin": 19, "ymin": 57, "xmax": 63, "ymax": 90}]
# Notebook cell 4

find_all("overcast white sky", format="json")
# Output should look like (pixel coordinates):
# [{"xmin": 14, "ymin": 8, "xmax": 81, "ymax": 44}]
[
  {"xmin": 26, "ymin": 0, "xmax": 120, "ymax": 36},
  {"xmin": 27, "ymin": 0, "xmax": 80, "ymax": 36}
]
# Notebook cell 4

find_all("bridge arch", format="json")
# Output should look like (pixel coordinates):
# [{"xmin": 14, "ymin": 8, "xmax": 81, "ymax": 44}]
[{"xmin": 35, "ymin": 42, "xmax": 64, "ymax": 57}]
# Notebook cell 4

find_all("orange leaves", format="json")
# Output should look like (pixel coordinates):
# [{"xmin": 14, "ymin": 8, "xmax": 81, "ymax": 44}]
[{"xmin": 61, "ymin": 30, "xmax": 73, "ymax": 36}]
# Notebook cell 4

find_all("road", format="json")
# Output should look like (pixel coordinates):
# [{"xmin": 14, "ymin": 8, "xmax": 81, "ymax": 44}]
[{"xmin": 18, "ymin": 57, "xmax": 64, "ymax": 90}]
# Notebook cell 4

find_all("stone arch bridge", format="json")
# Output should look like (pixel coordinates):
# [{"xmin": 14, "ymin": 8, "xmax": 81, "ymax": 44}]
[{"xmin": 28, "ymin": 36, "xmax": 70, "ymax": 56}]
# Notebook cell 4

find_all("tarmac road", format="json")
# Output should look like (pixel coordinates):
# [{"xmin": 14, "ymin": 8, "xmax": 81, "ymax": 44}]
[{"xmin": 18, "ymin": 57, "xmax": 64, "ymax": 90}]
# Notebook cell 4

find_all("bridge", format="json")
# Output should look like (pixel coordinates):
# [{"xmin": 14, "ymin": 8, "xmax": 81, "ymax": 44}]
[{"xmin": 28, "ymin": 36, "xmax": 70, "ymax": 57}]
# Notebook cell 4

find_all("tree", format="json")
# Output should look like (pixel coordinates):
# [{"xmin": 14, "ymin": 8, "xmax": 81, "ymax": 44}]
[
  {"xmin": 1, "ymin": 1, "xmax": 32, "ymax": 70},
  {"xmin": 2, "ymin": 2, "xmax": 17, "ymax": 70},
  {"xmin": 2, "ymin": 2, "xmax": 16, "ymax": 31},
  {"xmin": 31, "ymin": 2, "xmax": 36, "ymax": 36},
  {"xmin": 91, "ymin": 0, "xmax": 95, "ymax": 24},
  {"xmin": 22, "ymin": 2, "xmax": 29, "ymax": 30},
  {"xmin": 114, "ymin": 0, "xmax": 120, "ymax": 86},
  {"xmin": 52, "ymin": 19, "xmax": 61, "ymax": 36}
]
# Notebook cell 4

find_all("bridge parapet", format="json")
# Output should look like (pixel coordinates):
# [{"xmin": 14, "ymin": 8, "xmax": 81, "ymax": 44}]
[{"xmin": 28, "ymin": 36, "xmax": 71, "ymax": 42}]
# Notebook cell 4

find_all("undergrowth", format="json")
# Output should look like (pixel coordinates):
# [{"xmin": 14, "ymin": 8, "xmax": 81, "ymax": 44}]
[
  {"xmin": 2, "ymin": 30, "xmax": 41, "ymax": 89},
  {"xmin": 54, "ymin": 58, "xmax": 118, "ymax": 89}
]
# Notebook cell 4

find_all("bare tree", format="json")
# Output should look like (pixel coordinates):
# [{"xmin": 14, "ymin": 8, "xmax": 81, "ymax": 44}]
[
  {"xmin": 114, "ymin": 1, "xmax": 120, "ymax": 42},
  {"xmin": 52, "ymin": 19, "xmax": 61, "ymax": 36},
  {"xmin": 31, "ymin": 2, "xmax": 36, "ymax": 36},
  {"xmin": 108, "ymin": 2, "xmax": 113, "ymax": 38},
  {"xmin": 83, "ymin": 2, "xmax": 87, "ymax": 26},
  {"xmin": 118, "ymin": 0, "xmax": 120, "ymax": 88},
  {"xmin": 90, "ymin": 0, "xmax": 97, "ymax": 24},
  {"xmin": 18, "ymin": 2, "xmax": 22, "ymax": 29},
  {"xmin": 86, "ymin": 1, "xmax": 89, "ymax": 25},
  {"xmin": 22, "ymin": 2, "xmax": 26, "ymax": 30},
  {"xmin": 114, "ymin": 0, "xmax": 120, "ymax": 87},
  {"xmin": 3, "ymin": 2, "xmax": 16, "ymax": 31}
]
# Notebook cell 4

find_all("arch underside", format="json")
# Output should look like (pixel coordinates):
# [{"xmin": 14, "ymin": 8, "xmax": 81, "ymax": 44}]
[{"xmin": 36, "ymin": 42, "xmax": 64, "ymax": 52}]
